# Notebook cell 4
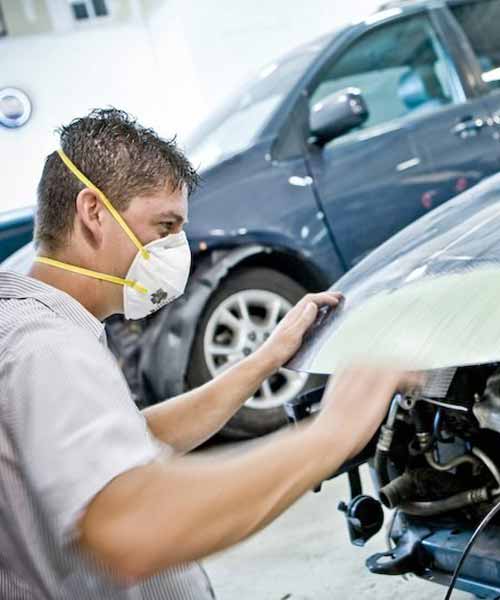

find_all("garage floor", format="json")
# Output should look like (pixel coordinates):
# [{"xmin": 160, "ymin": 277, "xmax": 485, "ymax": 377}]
[{"xmin": 204, "ymin": 462, "xmax": 471, "ymax": 600}]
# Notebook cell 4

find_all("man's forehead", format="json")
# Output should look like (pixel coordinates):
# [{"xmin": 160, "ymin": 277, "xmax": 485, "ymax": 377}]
[
  {"xmin": 157, "ymin": 185, "xmax": 189, "ymax": 222},
  {"xmin": 131, "ymin": 184, "xmax": 188, "ymax": 222}
]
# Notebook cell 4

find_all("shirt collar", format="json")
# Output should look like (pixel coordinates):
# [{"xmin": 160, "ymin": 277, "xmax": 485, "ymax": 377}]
[{"xmin": 0, "ymin": 270, "xmax": 106, "ymax": 341}]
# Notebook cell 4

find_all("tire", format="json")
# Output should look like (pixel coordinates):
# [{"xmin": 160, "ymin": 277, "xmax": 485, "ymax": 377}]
[{"xmin": 187, "ymin": 267, "xmax": 324, "ymax": 440}]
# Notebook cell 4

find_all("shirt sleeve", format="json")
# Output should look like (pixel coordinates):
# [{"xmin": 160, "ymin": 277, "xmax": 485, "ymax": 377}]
[{"xmin": 6, "ymin": 319, "xmax": 163, "ymax": 545}]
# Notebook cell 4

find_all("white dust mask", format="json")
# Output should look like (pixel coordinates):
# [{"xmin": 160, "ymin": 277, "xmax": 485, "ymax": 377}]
[{"xmin": 123, "ymin": 230, "xmax": 191, "ymax": 319}]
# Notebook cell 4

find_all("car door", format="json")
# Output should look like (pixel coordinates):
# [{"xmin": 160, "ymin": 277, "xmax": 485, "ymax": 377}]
[
  {"xmin": 405, "ymin": 3, "xmax": 500, "ymax": 211},
  {"xmin": 445, "ymin": 0, "xmax": 500, "ymax": 144},
  {"xmin": 305, "ymin": 9, "xmax": 499, "ymax": 269}
]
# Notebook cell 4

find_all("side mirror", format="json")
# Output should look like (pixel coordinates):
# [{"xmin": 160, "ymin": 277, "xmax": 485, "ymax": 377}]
[{"xmin": 310, "ymin": 87, "xmax": 369, "ymax": 145}]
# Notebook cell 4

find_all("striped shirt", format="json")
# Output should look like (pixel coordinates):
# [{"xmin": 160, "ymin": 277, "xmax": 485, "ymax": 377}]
[{"xmin": 0, "ymin": 270, "xmax": 215, "ymax": 600}]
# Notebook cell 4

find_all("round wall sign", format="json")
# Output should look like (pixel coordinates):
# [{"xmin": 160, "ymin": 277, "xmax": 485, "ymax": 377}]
[{"xmin": 0, "ymin": 88, "xmax": 32, "ymax": 128}]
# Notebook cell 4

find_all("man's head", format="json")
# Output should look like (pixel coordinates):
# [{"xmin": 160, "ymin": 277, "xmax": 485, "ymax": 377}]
[{"xmin": 34, "ymin": 108, "xmax": 199, "ymax": 318}]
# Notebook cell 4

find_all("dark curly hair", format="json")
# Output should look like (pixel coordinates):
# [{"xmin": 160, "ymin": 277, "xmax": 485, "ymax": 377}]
[{"xmin": 35, "ymin": 108, "xmax": 199, "ymax": 252}]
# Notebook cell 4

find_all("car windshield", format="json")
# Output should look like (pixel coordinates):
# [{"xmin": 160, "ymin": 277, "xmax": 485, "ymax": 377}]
[
  {"xmin": 287, "ymin": 174, "xmax": 500, "ymax": 374},
  {"xmin": 185, "ymin": 35, "xmax": 332, "ymax": 171}
]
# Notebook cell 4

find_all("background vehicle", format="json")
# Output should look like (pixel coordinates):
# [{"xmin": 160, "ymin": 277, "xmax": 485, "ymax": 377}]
[
  {"xmin": 288, "ymin": 173, "xmax": 500, "ymax": 599},
  {"xmin": 0, "ymin": 209, "xmax": 34, "ymax": 263},
  {"xmin": 3, "ymin": 0, "xmax": 500, "ymax": 438}
]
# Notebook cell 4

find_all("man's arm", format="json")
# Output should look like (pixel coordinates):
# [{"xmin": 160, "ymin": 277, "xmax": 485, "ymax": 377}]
[
  {"xmin": 80, "ymin": 368, "xmax": 420, "ymax": 582},
  {"xmin": 143, "ymin": 349, "xmax": 274, "ymax": 452},
  {"xmin": 143, "ymin": 292, "xmax": 343, "ymax": 452}
]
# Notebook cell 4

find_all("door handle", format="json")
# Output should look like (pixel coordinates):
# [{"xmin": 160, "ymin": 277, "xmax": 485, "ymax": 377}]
[
  {"xmin": 288, "ymin": 175, "xmax": 313, "ymax": 187},
  {"xmin": 452, "ymin": 117, "xmax": 485, "ymax": 138}
]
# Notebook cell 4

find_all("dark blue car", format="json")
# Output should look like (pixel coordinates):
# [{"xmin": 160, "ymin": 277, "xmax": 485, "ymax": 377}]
[{"xmin": 3, "ymin": 0, "xmax": 500, "ymax": 438}]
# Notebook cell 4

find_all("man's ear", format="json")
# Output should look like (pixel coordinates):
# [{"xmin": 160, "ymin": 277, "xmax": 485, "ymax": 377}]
[{"xmin": 75, "ymin": 188, "xmax": 105, "ymax": 249}]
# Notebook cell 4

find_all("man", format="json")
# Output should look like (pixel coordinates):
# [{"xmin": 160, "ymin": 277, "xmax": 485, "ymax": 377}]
[{"xmin": 0, "ymin": 108, "xmax": 415, "ymax": 599}]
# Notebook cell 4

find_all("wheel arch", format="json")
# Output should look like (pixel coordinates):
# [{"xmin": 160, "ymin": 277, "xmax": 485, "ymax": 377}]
[
  {"xmin": 139, "ymin": 244, "xmax": 331, "ymax": 404},
  {"xmin": 226, "ymin": 247, "xmax": 330, "ymax": 293}
]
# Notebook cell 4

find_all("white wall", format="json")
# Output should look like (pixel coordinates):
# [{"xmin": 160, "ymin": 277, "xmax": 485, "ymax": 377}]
[
  {"xmin": 0, "ymin": 20, "xmax": 168, "ymax": 211},
  {"xmin": 161, "ymin": 0, "xmax": 382, "ymax": 128},
  {"xmin": 0, "ymin": 0, "xmax": 380, "ymax": 212}
]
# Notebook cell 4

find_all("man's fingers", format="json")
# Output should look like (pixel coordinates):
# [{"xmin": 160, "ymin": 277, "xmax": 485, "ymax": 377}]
[
  {"xmin": 297, "ymin": 291, "xmax": 343, "ymax": 312},
  {"xmin": 308, "ymin": 291, "xmax": 343, "ymax": 306},
  {"xmin": 262, "ymin": 290, "xmax": 344, "ymax": 368}
]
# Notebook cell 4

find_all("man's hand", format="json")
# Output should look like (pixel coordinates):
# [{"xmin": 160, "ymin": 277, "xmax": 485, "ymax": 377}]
[
  {"xmin": 255, "ymin": 291, "xmax": 343, "ymax": 373},
  {"xmin": 311, "ymin": 367, "xmax": 424, "ymax": 459}
]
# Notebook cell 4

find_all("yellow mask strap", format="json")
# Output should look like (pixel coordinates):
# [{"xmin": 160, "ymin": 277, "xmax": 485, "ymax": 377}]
[
  {"xmin": 57, "ymin": 148, "xmax": 150, "ymax": 260},
  {"xmin": 35, "ymin": 256, "xmax": 148, "ymax": 294}
]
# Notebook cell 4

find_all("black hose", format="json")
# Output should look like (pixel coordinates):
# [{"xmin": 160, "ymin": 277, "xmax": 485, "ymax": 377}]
[
  {"xmin": 400, "ymin": 487, "xmax": 489, "ymax": 517},
  {"xmin": 379, "ymin": 472, "xmax": 414, "ymax": 509},
  {"xmin": 374, "ymin": 449, "xmax": 391, "ymax": 487}
]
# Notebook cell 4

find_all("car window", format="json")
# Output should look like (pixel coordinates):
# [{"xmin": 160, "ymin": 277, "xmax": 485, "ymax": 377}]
[
  {"xmin": 309, "ymin": 14, "xmax": 457, "ymax": 140},
  {"xmin": 449, "ymin": 0, "xmax": 500, "ymax": 92},
  {"xmin": 185, "ymin": 35, "xmax": 331, "ymax": 171}
]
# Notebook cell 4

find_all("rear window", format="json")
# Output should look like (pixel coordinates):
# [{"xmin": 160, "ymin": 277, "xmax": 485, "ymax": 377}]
[{"xmin": 450, "ymin": 0, "xmax": 500, "ymax": 91}]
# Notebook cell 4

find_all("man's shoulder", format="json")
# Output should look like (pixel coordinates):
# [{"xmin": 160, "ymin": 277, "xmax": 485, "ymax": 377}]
[
  {"xmin": 0, "ymin": 296, "xmax": 102, "ymax": 359},
  {"xmin": 0, "ymin": 297, "xmax": 129, "ymax": 407}
]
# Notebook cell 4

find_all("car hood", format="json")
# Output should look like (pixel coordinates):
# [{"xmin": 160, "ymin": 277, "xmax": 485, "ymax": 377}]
[{"xmin": 288, "ymin": 173, "xmax": 500, "ymax": 374}]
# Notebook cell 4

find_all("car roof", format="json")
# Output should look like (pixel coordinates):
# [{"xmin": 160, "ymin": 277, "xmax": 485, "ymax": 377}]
[
  {"xmin": 377, "ymin": 0, "xmax": 444, "ymax": 10},
  {"xmin": 378, "ymin": 0, "xmax": 432, "ymax": 9},
  {"xmin": 376, "ymin": 0, "xmax": 481, "ymax": 12}
]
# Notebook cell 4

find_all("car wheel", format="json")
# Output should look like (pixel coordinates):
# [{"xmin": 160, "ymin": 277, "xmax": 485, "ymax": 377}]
[{"xmin": 187, "ymin": 267, "xmax": 318, "ymax": 439}]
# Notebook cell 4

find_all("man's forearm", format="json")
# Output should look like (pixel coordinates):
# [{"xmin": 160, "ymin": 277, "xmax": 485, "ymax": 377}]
[
  {"xmin": 81, "ymin": 367, "xmax": 407, "ymax": 582},
  {"xmin": 80, "ymin": 422, "xmax": 349, "ymax": 581},
  {"xmin": 142, "ymin": 348, "xmax": 276, "ymax": 452}
]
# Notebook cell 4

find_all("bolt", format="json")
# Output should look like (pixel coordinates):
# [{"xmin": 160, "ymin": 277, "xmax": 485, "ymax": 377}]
[
  {"xmin": 263, "ymin": 332, "xmax": 270, "ymax": 340},
  {"xmin": 248, "ymin": 332, "xmax": 257, "ymax": 342},
  {"xmin": 243, "ymin": 347, "xmax": 252, "ymax": 356}
]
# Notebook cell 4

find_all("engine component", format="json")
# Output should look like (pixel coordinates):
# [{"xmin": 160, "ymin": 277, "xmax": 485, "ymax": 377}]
[
  {"xmin": 421, "ymin": 367, "xmax": 457, "ymax": 399},
  {"xmin": 399, "ymin": 486, "xmax": 490, "ymax": 517},
  {"xmin": 379, "ymin": 471, "xmax": 415, "ymax": 509},
  {"xmin": 368, "ymin": 514, "xmax": 500, "ymax": 597},
  {"xmin": 374, "ymin": 395, "xmax": 400, "ymax": 486},
  {"xmin": 474, "ymin": 370, "xmax": 500, "ymax": 433},
  {"xmin": 337, "ymin": 467, "xmax": 384, "ymax": 546},
  {"xmin": 425, "ymin": 451, "xmax": 479, "ymax": 473},
  {"xmin": 433, "ymin": 409, "xmax": 455, "ymax": 443},
  {"xmin": 338, "ymin": 495, "xmax": 384, "ymax": 547},
  {"xmin": 365, "ymin": 365, "xmax": 500, "ymax": 597},
  {"xmin": 379, "ymin": 468, "xmax": 467, "ymax": 510},
  {"xmin": 284, "ymin": 386, "xmax": 322, "ymax": 423},
  {"xmin": 379, "ymin": 443, "xmax": 500, "ymax": 516},
  {"xmin": 471, "ymin": 447, "xmax": 500, "ymax": 488},
  {"xmin": 421, "ymin": 397, "xmax": 469, "ymax": 412},
  {"xmin": 366, "ymin": 524, "xmax": 429, "ymax": 577}
]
